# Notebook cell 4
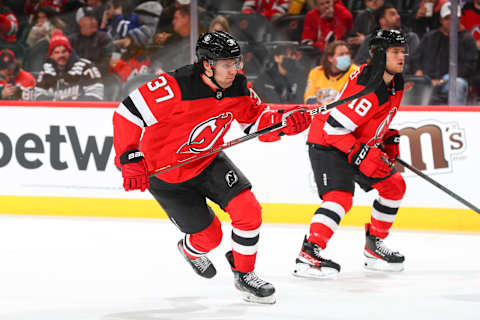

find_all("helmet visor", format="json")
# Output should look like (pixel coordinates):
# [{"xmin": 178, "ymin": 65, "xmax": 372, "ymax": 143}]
[{"xmin": 210, "ymin": 56, "xmax": 244, "ymax": 71}]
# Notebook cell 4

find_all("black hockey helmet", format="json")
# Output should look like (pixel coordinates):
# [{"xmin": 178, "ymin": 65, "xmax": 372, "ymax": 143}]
[
  {"xmin": 196, "ymin": 31, "xmax": 242, "ymax": 63},
  {"xmin": 368, "ymin": 28, "xmax": 407, "ymax": 53}
]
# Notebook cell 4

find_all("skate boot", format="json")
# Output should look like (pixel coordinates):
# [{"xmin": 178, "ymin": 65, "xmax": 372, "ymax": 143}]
[
  {"xmin": 293, "ymin": 236, "xmax": 340, "ymax": 279},
  {"xmin": 177, "ymin": 239, "xmax": 216, "ymax": 279},
  {"xmin": 364, "ymin": 223, "xmax": 405, "ymax": 272},
  {"xmin": 225, "ymin": 251, "xmax": 276, "ymax": 304}
]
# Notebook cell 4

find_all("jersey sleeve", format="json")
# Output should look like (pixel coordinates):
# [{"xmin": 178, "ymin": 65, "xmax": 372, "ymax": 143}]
[
  {"xmin": 79, "ymin": 59, "xmax": 104, "ymax": 101},
  {"xmin": 322, "ymin": 66, "xmax": 379, "ymax": 153},
  {"xmin": 235, "ymin": 85, "xmax": 269, "ymax": 134},
  {"xmin": 34, "ymin": 64, "xmax": 55, "ymax": 100},
  {"xmin": 301, "ymin": 10, "xmax": 317, "ymax": 45},
  {"xmin": 113, "ymin": 73, "xmax": 180, "ymax": 166}
]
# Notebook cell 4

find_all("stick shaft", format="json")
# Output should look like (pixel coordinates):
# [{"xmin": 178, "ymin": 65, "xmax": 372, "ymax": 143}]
[
  {"xmin": 150, "ymin": 54, "xmax": 387, "ymax": 176},
  {"xmin": 397, "ymin": 158, "xmax": 480, "ymax": 214}
]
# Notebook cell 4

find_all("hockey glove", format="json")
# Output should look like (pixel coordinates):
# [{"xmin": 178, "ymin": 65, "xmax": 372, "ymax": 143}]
[
  {"xmin": 281, "ymin": 106, "xmax": 312, "ymax": 136},
  {"xmin": 382, "ymin": 129, "xmax": 400, "ymax": 164},
  {"xmin": 119, "ymin": 149, "xmax": 149, "ymax": 192},
  {"xmin": 348, "ymin": 144, "xmax": 392, "ymax": 178},
  {"xmin": 257, "ymin": 106, "xmax": 311, "ymax": 142}
]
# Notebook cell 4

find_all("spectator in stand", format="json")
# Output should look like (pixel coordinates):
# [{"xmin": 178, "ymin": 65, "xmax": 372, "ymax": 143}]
[
  {"xmin": 461, "ymin": 0, "xmax": 480, "ymax": 49},
  {"xmin": 412, "ymin": 1, "xmax": 477, "ymax": 105},
  {"xmin": 24, "ymin": 0, "xmax": 67, "ymax": 17},
  {"xmin": 100, "ymin": 0, "xmax": 140, "ymax": 41},
  {"xmin": 134, "ymin": 1, "xmax": 163, "ymax": 37},
  {"xmin": 156, "ymin": 0, "xmax": 184, "ymax": 35},
  {"xmin": 304, "ymin": 40, "xmax": 358, "ymax": 105},
  {"xmin": 35, "ymin": 29, "xmax": 104, "ymax": 101},
  {"xmin": 354, "ymin": 3, "xmax": 420, "ymax": 74},
  {"xmin": 412, "ymin": 0, "xmax": 447, "ymax": 39},
  {"xmin": 242, "ymin": 0, "xmax": 290, "ymax": 21},
  {"xmin": 301, "ymin": 0, "xmax": 353, "ymax": 53},
  {"xmin": 209, "ymin": 15, "xmax": 231, "ymax": 34},
  {"xmin": 0, "ymin": 49, "xmax": 35, "ymax": 100},
  {"xmin": 151, "ymin": 5, "xmax": 204, "ymax": 72},
  {"xmin": 254, "ymin": 45, "xmax": 300, "ymax": 104},
  {"xmin": 26, "ymin": 7, "xmax": 55, "ymax": 48},
  {"xmin": 84, "ymin": 0, "xmax": 107, "ymax": 22},
  {"xmin": 462, "ymin": 0, "xmax": 480, "ymax": 103},
  {"xmin": 0, "ymin": 0, "xmax": 18, "ymax": 44},
  {"xmin": 347, "ymin": 0, "xmax": 384, "ymax": 54},
  {"xmin": 69, "ymin": 6, "xmax": 114, "ymax": 75},
  {"xmin": 109, "ymin": 25, "xmax": 154, "ymax": 83}
]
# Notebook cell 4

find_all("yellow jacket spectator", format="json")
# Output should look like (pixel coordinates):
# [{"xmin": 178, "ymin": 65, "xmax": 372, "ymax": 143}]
[{"xmin": 304, "ymin": 40, "xmax": 358, "ymax": 105}]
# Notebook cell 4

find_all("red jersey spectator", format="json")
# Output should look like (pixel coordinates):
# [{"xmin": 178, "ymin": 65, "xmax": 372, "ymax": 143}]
[
  {"xmin": 0, "ymin": 2, "xmax": 18, "ymax": 43},
  {"xmin": 301, "ymin": 0, "xmax": 353, "ymax": 52},
  {"xmin": 109, "ymin": 25, "xmax": 153, "ymax": 82},
  {"xmin": 242, "ymin": 0, "xmax": 290, "ymax": 21},
  {"xmin": 0, "ymin": 49, "xmax": 35, "ymax": 100},
  {"xmin": 461, "ymin": 0, "xmax": 480, "ymax": 49},
  {"xmin": 25, "ymin": 0, "xmax": 67, "ymax": 16}
]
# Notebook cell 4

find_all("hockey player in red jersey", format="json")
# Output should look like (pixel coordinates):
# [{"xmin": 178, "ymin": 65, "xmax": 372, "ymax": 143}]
[
  {"xmin": 294, "ymin": 29, "xmax": 407, "ymax": 278},
  {"xmin": 112, "ymin": 31, "xmax": 311, "ymax": 304}
]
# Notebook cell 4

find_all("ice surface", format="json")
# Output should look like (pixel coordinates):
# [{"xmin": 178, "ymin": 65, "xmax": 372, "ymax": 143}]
[{"xmin": 0, "ymin": 215, "xmax": 478, "ymax": 320}]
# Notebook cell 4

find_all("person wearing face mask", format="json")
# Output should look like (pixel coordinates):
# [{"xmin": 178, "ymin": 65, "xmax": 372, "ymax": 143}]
[
  {"xmin": 253, "ymin": 45, "xmax": 300, "ymax": 104},
  {"xmin": 304, "ymin": 40, "xmax": 358, "ymax": 105}
]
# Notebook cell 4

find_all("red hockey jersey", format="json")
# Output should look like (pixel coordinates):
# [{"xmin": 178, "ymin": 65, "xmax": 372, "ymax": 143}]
[
  {"xmin": 461, "ymin": 3, "xmax": 480, "ymax": 41},
  {"xmin": 307, "ymin": 64, "xmax": 404, "ymax": 153},
  {"xmin": 113, "ymin": 64, "xmax": 267, "ymax": 183}
]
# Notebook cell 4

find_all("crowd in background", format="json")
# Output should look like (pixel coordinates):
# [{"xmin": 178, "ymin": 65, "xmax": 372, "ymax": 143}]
[{"xmin": 0, "ymin": 0, "xmax": 479, "ymax": 105}]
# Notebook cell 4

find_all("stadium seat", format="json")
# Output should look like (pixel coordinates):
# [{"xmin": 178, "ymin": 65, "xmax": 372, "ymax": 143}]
[
  {"xmin": 222, "ymin": 12, "xmax": 272, "ymax": 43},
  {"xmin": 103, "ymin": 74, "xmax": 122, "ymax": 101},
  {"xmin": 270, "ymin": 14, "xmax": 305, "ymax": 42},
  {"xmin": 215, "ymin": 0, "xmax": 243, "ymax": 12},
  {"xmin": 342, "ymin": 0, "xmax": 366, "ymax": 15},
  {"xmin": 238, "ymin": 41, "xmax": 269, "ymax": 79},
  {"xmin": 23, "ymin": 40, "xmax": 49, "ymax": 73},
  {"xmin": 401, "ymin": 75, "xmax": 434, "ymax": 106}
]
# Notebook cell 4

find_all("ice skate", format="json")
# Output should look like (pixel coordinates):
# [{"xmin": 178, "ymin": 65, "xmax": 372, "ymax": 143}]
[
  {"xmin": 364, "ymin": 223, "xmax": 404, "ymax": 272},
  {"xmin": 177, "ymin": 239, "xmax": 216, "ymax": 279},
  {"xmin": 225, "ymin": 251, "xmax": 276, "ymax": 304},
  {"xmin": 293, "ymin": 236, "xmax": 340, "ymax": 279}
]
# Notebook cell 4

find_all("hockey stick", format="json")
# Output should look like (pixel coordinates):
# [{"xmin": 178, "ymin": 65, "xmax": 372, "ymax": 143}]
[
  {"xmin": 149, "ymin": 52, "xmax": 386, "ymax": 176},
  {"xmin": 396, "ymin": 158, "xmax": 480, "ymax": 214}
]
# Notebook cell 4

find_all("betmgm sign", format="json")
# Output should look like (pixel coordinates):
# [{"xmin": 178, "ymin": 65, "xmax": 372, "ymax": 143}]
[{"xmin": 396, "ymin": 120, "xmax": 466, "ymax": 176}]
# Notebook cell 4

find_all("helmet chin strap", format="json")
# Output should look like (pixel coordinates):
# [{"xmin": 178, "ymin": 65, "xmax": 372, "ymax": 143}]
[{"xmin": 204, "ymin": 61, "xmax": 224, "ymax": 90}]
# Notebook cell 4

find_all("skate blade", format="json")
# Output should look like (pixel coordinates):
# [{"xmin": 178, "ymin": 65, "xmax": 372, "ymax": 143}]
[
  {"xmin": 240, "ymin": 291, "xmax": 276, "ymax": 304},
  {"xmin": 293, "ymin": 262, "xmax": 339, "ymax": 279},
  {"xmin": 364, "ymin": 257, "xmax": 404, "ymax": 272}
]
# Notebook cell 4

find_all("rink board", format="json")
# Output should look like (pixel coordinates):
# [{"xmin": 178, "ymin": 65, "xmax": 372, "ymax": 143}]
[{"xmin": 0, "ymin": 101, "xmax": 479, "ymax": 231}]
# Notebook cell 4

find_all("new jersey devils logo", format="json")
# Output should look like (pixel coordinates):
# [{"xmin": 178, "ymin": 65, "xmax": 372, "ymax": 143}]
[
  {"xmin": 178, "ymin": 113, "xmax": 234, "ymax": 154},
  {"xmin": 370, "ymin": 107, "xmax": 398, "ymax": 146}
]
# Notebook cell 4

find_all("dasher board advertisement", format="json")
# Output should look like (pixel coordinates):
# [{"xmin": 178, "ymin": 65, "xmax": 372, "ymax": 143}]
[{"xmin": 0, "ymin": 103, "xmax": 478, "ymax": 211}]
